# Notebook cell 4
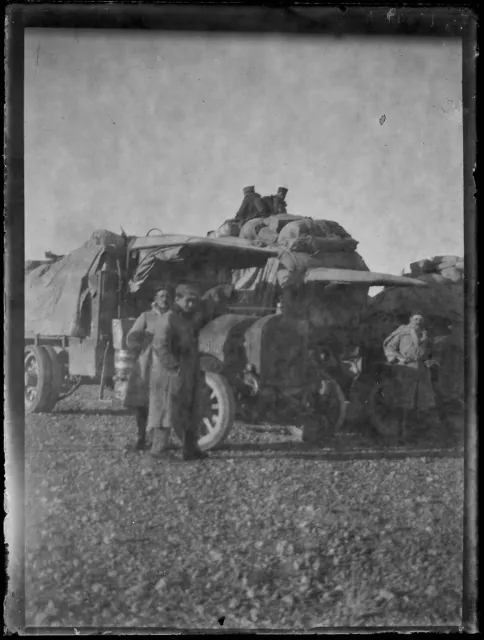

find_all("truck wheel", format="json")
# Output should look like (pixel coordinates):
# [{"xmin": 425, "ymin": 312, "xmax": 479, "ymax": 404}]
[
  {"xmin": 367, "ymin": 380, "xmax": 401, "ymax": 438},
  {"xmin": 316, "ymin": 372, "xmax": 347, "ymax": 432},
  {"xmin": 24, "ymin": 346, "xmax": 54, "ymax": 414},
  {"xmin": 42, "ymin": 346, "xmax": 64, "ymax": 411},
  {"xmin": 198, "ymin": 372, "xmax": 236, "ymax": 451}
]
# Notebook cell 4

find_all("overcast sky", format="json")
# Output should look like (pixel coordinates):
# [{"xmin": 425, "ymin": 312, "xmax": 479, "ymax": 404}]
[{"xmin": 25, "ymin": 29, "xmax": 463, "ymax": 274}]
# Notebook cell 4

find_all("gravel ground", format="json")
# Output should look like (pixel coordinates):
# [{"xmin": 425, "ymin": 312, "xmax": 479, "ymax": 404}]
[{"xmin": 24, "ymin": 386, "xmax": 464, "ymax": 630}]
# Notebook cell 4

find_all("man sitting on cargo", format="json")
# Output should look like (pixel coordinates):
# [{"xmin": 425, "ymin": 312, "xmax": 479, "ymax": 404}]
[
  {"xmin": 234, "ymin": 186, "xmax": 268, "ymax": 225},
  {"xmin": 262, "ymin": 187, "xmax": 288, "ymax": 216},
  {"xmin": 124, "ymin": 285, "xmax": 173, "ymax": 451},
  {"xmin": 383, "ymin": 312, "xmax": 442, "ymax": 437}
]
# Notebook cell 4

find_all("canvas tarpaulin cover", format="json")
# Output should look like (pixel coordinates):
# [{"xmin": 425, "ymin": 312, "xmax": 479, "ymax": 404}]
[
  {"xmin": 231, "ymin": 250, "xmax": 371, "ymax": 310},
  {"xmin": 231, "ymin": 257, "xmax": 282, "ymax": 309},
  {"xmin": 85, "ymin": 229, "xmax": 130, "ymax": 256},
  {"xmin": 359, "ymin": 281, "xmax": 464, "ymax": 351},
  {"xmin": 128, "ymin": 236, "xmax": 279, "ymax": 294},
  {"xmin": 364, "ymin": 281, "xmax": 464, "ymax": 324},
  {"xmin": 25, "ymin": 244, "xmax": 108, "ymax": 337}
]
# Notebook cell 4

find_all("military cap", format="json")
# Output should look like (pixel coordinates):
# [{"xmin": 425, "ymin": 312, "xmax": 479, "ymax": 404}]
[
  {"xmin": 175, "ymin": 284, "xmax": 200, "ymax": 299},
  {"xmin": 277, "ymin": 187, "xmax": 288, "ymax": 196},
  {"xmin": 154, "ymin": 283, "xmax": 174, "ymax": 297},
  {"xmin": 243, "ymin": 186, "xmax": 255, "ymax": 195}
]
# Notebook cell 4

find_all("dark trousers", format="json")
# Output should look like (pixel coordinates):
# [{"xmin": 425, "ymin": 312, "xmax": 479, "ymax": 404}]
[
  {"xmin": 135, "ymin": 406, "xmax": 148, "ymax": 442},
  {"xmin": 183, "ymin": 423, "xmax": 200, "ymax": 453}
]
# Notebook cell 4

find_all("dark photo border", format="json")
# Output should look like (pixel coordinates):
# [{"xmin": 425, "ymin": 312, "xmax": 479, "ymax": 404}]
[{"xmin": 4, "ymin": 2, "xmax": 477, "ymax": 634}]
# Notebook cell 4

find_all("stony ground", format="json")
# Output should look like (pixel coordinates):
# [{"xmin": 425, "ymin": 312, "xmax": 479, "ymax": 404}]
[{"xmin": 23, "ymin": 386, "xmax": 464, "ymax": 630}]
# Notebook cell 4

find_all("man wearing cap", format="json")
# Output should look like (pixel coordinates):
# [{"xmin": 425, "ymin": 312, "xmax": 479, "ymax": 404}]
[
  {"xmin": 262, "ymin": 187, "xmax": 289, "ymax": 216},
  {"xmin": 124, "ymin": 285, "xmax": 173, "ymax": 451},
  {"xmin": 383, "ymin": 312, "xmax": 442, "ymax": 438},
  {"xmin": 147, "ymin": 284, "xmax": 209, "ymax": 461},
  {"xmin": 234, "ymin": 186, "xmax": 268, "ymax": 225}
]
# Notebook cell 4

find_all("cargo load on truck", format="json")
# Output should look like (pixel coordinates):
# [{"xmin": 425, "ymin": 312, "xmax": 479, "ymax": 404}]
[
  {"xmin": 24, "ymin": 218, "xmax": 430, "ymax": 454},
  {"xmin": 25, "ymin": 229, "xmax": 128, "ymax": 338}
]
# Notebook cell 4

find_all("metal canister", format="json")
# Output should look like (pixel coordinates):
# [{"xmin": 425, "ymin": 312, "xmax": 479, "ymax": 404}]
[
  {"xmin": 113, "ymin": 349, "xmax": 135, "ymax": 402},
  {"xmin": 112, "ymin": 318, "xmax": 137, "ymax": 351},
  {"xmin": 114, "ymin": 349, "xmax": 135, "ymax": 382}
]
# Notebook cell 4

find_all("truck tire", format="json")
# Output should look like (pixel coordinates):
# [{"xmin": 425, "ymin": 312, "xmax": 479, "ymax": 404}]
[
  {"xmin": 317, "ymin": 372, "xmax": 347, "ymax": 433},
  {"xmin": 367, "ymin": 379, "xmax": 401, "ymax": 438},
  {"xmin": 24, "ymin": 345, "xmax": 54, "ymax": 414},
  {"xmin": 198, "ymin": 371, "xmax": 236, "ymax": 451},
  {"xmin": 42, "ymin": 346, "xmax": 64, "ymax": 411}
]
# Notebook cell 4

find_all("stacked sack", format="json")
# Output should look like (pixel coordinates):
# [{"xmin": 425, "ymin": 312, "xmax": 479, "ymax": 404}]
[
  {"xmin": 405, "ymin": 255, "xmax": 464, "ymax": 284},
  {"xmin": 210, "ymin": 219, "xmax": 242, "ymax": 238},
  {"xmin": 215, "ymin": 213, "xmax": 359, "ymax": 254}
]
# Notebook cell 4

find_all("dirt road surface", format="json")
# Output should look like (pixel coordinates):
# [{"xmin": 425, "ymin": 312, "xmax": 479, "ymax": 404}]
[{"xmin": 23, "ymin": 386, "xmax": 464, "ymax": 630}]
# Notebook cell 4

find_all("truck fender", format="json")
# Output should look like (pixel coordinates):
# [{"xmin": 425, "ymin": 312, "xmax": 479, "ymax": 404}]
[{"xmin": 199, "ymin": 353, "xmax": 224, "ymax": 374}]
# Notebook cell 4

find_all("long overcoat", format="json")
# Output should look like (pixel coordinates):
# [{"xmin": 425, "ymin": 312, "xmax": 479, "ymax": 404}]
[
  {"xmin": 262, "ymin": 194, "xmax": 287, "ymax": 215},
  {"xmin": 147, "ymin": 307, "xmax": 204, "ymax": 438},
  {"xmin": 234, "ymin": 193, "xmax": 268, "ymax": 224},
  {"xmin": 123, "ymin": 305, "xmax": 166, "ymax": 408},
  {"xmin": 383, "ymin": 325, "xmax": 436, "ymax": 411}
]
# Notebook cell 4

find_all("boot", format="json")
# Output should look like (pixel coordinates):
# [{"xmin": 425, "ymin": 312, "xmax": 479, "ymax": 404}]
[
  {"xmin": 182, "ymin": 430, "xmax": 209, "ymax": 461},
  {"xmin": 149, "ymin": 428, "xmax": 179, "ymax": 460},
  {"xmin": 125, "ymin": 409, "xmax": 149, "ymax": 452}
]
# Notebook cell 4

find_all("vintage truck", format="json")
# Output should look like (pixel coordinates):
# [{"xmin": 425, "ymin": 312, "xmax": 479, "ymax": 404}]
[{"xmin": 25, "ymin": 229, "xmax": 427, "ymax": 450}]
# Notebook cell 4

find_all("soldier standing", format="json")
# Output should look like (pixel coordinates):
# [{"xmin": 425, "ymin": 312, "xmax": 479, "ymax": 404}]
[
  {"xmin": 124, "ymin": 285, "xmax": 173, "ymax": 451},
  {"xmin": 234, "ymin": 186, "xmax": 268, "ymax": 225},
  {"xmin": 147, "ymin": 284, "xmax": 209, "ymax": 461},
  {"xmin": 383, "ymin": 312, "xmax": 441, "ymax": 437}
]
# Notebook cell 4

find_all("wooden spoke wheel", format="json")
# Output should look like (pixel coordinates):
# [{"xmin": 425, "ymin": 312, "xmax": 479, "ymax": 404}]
[
  {"xmin": 235, "ymin": 371, "xmax": 261, "ymax": 423},
  {"xmin": 315, "ymin": 372, "xmax": 347, "ymax": 433},
  {"xmin": 42, "ymin": 346, "xmax": 64, "ymax": 408},
  {"xmin": 198, "ymin": 372, "xmax": 236, "ymax": 451},
  {"xmin": 58, "ymin": 375, "xmax": 83, "ymax": 401},
  {"xmin": 368, "ymin": 378, "xmax": 402, "ymax": 438},
  {"xmin": 24, "ymin": 346, "xmax": 57, "ymax": 414}
]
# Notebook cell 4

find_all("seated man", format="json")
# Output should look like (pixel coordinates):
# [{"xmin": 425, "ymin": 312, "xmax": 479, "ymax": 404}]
[
  {"xmin": 234, "ymin": 186, "xmax": 268, "ymax": 224},
  {"xmin": 262, "ymin": 187, "xmax": 289, "ymax": 216},
  {"xmin": 383, "ymin": 312, "xmax": 442, "ymax": 436}
]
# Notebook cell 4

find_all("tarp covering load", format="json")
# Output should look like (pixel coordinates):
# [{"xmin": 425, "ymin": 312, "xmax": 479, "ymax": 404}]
[
  {"xmin": 25, "ymin": 244, "xmax": 109, "ymax": 337},
  {"xmin": 277, "ymin": 218, "xmax": 356, "ymax": 252},
  {"xmin": 212, "ymin": 219, "xmax": 241, "ymax": 238},
  {"xmin": 84, "ymin": 229, "xmax": 130, "ymax": 256},
  {"xmin": 215, "ymin": 212, "xmax": 358, "ymax": 248},
  {"xmin": 228, "ymin": 212, "xmax": 371, "ymax": 337},
  {"xmin": 231, "ymin": 258, "xmax": 282, "ymax": 310},
  {"xmin": 25, "ymin": 252, "xmax": 65, "ymax": 275},
  {"xmin": 406, "ymin": 255, "xmax": 464, "ymax": 284},
  {"xmin": 25, "ymin": 260, "xmax": 52, "ymax": 275},
  {"xmin": 128, "ymin": 235, "xmax": 280, "ymax": 294},
  {"xmin": 232, "ymin": 248, "xmax": 371, "ymax": 319}
]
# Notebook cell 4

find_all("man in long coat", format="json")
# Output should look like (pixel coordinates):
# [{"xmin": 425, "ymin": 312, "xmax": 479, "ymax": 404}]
[
  {"xmin": 124, "ymin": 285, "xmax": 173, "ymax": 450},
  {"xmin": 234, "ymin": 186, "xmax": 268, "ymax": 225},
  {"xmin": 147, "ymin": 284, "xmax": 209, "ymax": 461},
  {"xmin": 262, "ymin": 187, "xmax": 289, "ymax": 216},
  {"xmin": 383, "ymin": 312, "xmax": 440, "ymax": 434}
]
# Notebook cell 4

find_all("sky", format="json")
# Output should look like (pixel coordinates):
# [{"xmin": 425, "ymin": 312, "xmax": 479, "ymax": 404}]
[{"xmin": 25, "ymin": 29, "xmax": 463, "ymax": 275}]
